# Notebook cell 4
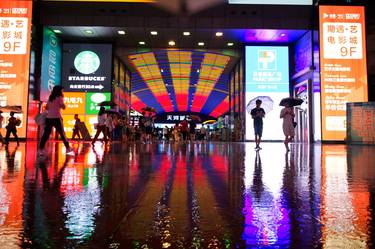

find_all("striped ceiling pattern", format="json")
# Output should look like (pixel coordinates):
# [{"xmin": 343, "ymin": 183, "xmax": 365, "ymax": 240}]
[{"xmin": 129, "ymin": 50, "xmax": 230, "ymax": 118}]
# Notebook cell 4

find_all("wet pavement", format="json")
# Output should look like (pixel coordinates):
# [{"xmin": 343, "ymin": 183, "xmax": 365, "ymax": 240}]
[{"xmin": 0, "ymin": 141, "xmax": 374, "ymax": 248}]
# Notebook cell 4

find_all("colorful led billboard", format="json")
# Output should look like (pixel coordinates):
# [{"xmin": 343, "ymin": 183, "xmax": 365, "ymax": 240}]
[
  {"xmin": 62, "ymin": 43, "xmax": 112, "ymax": 93},
  {"xmin": 319, "ymin": 6, "xmax": 368, "ymax": 141},
  {"xmin": 245, "ymin": 46, "xmax": 289, "ymax": 141},
  {"xmin": 0, "ymin": 0, "xmax": 32, "ymax": 138},
  {"xmin": 129, "ymin": 50, "xmax": 230, "ymax": 118}
]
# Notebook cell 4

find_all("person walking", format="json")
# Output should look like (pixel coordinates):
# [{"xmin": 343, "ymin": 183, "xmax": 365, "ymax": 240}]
[
  {"xmin": 180, "ymin": 119, "xmax": 188, "ymax": 142},
  {"xmin": 38, "ymin": 86, "xmax": 73, "ymax": 155},
  {"xmin": 0, "ymin": 110, "xmax": 4, "ymax": 145},
  {"xmin": 189, "ymin": 119, "xmax": 196, "ymax": 142},
  {"xmin": 280, "ymin": 102, "xmax": 295, "ymax": 151},
  {"xmin": 250, "ymin": 99, "xmax": 265, "ymax": 150},
  {"xmin": 92, "ymin": 107, "xmax": 108, "ymax": 144},
  {"xmin": 4, "ymin": 111, "xmax": 20, "ymax": 146},
  {"xmin": 72, "ymin": 114, "xmax": 82, "ymax": 140}
]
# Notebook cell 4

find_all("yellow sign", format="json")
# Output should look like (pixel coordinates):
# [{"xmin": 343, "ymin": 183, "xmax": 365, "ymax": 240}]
[
  {"xmin": 62, "ymin": 114, "xmax": 76, "ymax": 138},
  {"xmin": 62, "ymin": 92, "xmax": 86, "ymax": 115}
]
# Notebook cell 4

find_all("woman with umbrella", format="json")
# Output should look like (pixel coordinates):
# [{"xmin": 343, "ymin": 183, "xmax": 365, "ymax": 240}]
[{"xmin": 279, "ymin": 97, "xmax": 302, "ymax": 151}]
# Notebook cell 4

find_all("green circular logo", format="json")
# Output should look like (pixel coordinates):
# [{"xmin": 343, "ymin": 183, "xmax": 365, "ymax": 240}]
[{"xmin": 74, "ymin": 51, "xmax": 100, "ymax": 74}]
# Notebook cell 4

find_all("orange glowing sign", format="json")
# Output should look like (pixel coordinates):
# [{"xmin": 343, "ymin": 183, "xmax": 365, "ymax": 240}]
[
  {"xmin": 0, "ymin": 0, "xmax": 32, "ymax": 138},
  {"xmin": 319, "ymin": 6, "xmax": 368, "ymax": 141},
  {"xmin": 62, "ymin": 92, "xmax": 86, "ymax": 115}
]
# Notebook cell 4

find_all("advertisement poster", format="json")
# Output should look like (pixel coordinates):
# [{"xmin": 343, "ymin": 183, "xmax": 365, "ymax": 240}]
[
  {"xmin": 61, "ymin": 43, "xmax": 112, "ymax": 93},
  {"xmin": 61, "ymin": 92, "xmax": 85, "ymax": 115},
  {"xmin": 319, "ymin": 6, "xmax": 368, "ymax": 141},
  {"xmin": 0, "ymin": 0, "xmax": 32, "ymax": 138},
  {"xmin": 245, "ymin": 46, "xmax": 289, "ymax": 141},
  {"xmin": 41, "ymin": 27, "xmax": 62, "ymax": 101}
]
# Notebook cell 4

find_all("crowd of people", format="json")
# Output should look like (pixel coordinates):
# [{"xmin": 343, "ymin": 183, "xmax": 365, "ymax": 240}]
[
  {"xmin": 90, "ymin": 110, "xmax": 210, "ymax": 144},
  {"xmin": 1, "ymin": 86, "xmax": 297, "ymax": 156}
]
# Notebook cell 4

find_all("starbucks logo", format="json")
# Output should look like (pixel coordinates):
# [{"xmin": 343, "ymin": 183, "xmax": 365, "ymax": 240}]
[{"xmin": 74, "ymin": 51, "xmax": 100, "ymax": 74}]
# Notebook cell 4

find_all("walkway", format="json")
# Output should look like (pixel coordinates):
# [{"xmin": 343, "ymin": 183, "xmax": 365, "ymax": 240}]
[{"xmin": 0, "ymin": 141, "xmax": 374, "ymax": 248}]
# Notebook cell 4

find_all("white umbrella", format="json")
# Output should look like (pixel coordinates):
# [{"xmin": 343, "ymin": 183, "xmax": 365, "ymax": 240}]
[{"xmin": 246, "ymin": 96, "xmax": 274, "ymax": 114}]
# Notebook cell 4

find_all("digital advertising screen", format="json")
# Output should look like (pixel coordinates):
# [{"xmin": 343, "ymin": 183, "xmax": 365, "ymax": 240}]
[
  {"xmin": 61, "ymin": 43, "xmax": 112, "ymax": 93},
  {"xmin": 0, "ymin": 0, "xmax": 32, "ymax": 138},
  {"xmin": 245, "ymin": 46, "xmax": 289, "ymax": 141},
  {"xmin": 41, "ymin": 27, "xmax": 62, "ymax": 102},
  {"xmin": 319, "ymin": 6, "xmax": 368, "ymax": 141}
]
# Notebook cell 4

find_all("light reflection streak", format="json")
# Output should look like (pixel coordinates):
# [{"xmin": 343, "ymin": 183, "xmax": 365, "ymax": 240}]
[
  {"xmin": 242, "ymin": 143, "xmax": 290, "ymax": 247},
  {"xmin": 321, "ymin": 146, "xmax": 370, "ymax": 248}
]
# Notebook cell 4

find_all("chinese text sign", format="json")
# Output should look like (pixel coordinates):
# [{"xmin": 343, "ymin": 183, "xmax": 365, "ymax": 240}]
[
  {"xmin": 0, "ymin": 0, "xmax": 32, "ymax": 138},
  {"xmin": 245, "ymin": 46, "xmax": 289, "ymax": 141},
  {"xmin": 319, "ymin": 5, "xmax": 368, "ymax": 141}
]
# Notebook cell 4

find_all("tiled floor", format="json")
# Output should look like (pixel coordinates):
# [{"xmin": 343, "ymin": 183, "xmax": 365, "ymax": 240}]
[{"xmin": 0, "ymin": 141, "xmax": 374, "ymax": 248}]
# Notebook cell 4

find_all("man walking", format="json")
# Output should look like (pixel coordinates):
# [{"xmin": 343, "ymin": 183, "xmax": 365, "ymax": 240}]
[{"xmin": 250, "ymin": 99, "xmax": 265, "ymax": 150}]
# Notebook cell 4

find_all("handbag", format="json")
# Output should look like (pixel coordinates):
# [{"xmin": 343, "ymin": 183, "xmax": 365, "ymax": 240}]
[{"xmin": 35, "ymin": 112, "xmax": 47, "ymax": 126}]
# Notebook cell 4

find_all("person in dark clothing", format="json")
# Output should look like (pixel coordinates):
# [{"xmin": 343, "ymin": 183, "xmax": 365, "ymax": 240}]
[
  {"xmin": 72, "ymin": 114, "xmax": 82, "ymax": 140},
  {"xmin": 250, "ymin": 99, "xmax": 265, "ymax": 150},
  {"xmin": 4, "ymin": 111, "xmax": 20, "ymax": 146},
  {"xmin": 189, "ymin": 120, "xmax": 196, "ymax": 142}
]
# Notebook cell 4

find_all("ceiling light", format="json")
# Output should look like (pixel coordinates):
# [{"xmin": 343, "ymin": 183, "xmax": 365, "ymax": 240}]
[
  {"xmin": 84, "ymin": 29, "xmax": 94, "ymax": 35},
  {"xmin": 280, "ymin": 33, "xmax": 286, "ymax": 37},
  {"xmin": 227, "ymin": 42, "xmax": 234, "ymax": 46},
  {"xmin": 198, "ymin": 42, "xmax": 204, "ymax": 46},
  {"xmin": 215, "ymin": 32, "xmax": 223, "ymax": 37},
  {"xmin": 53, "ymin": 29, "xmax": 62, "ymax": 34},
  {"xmin": 118, "ymin": 30, "xmax": 126, "ymax": 35},
  {"xmin": 168, "ymin": 40, "xmax": 175, "ymax": 46},
  {"xmin": 151, "ymin": 31, "xmax": 158, "ymax": 35},
  {"xmin": 196, "ymin": 70, "xmax": 200, "ymax": 73},
  {"xmin": 139, "ymin": 41, "xmax": 145, "ymax": 45},
  {"xmin": 183, "ymin": 32, "xmax": 191, "ymax": 36},
  {"xmin": 160, "ymin": 69, "xmax": 164, "ymax": 73}
]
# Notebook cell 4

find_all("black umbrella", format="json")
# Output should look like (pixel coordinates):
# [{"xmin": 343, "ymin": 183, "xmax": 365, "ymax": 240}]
[
  {"xmin": 279, "ymin": 97, "xmax": 304, "ymax": 107},
  {"xmin": 97, "ymin": 101, "xmax": 117, "ymax": 107}
]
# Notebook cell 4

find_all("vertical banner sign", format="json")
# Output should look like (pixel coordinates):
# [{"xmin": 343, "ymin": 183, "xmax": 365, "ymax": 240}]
[
  {"xmin": 0, "ymin": 0, "xmax": 32, "ymax": 138},
  {"xmin": 41, "ymin": 27, "xmax": 62, "ymax": 102},
  {"xmin": 245, "ymin": 46, "xmax": 289, "ymax": 141},
  {"xmin": 319, "ymin": 6, "xmax": 368, "ymax": 141}
]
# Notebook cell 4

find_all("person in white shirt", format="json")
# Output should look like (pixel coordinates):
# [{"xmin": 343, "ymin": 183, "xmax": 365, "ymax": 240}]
[
  {"xmin": 92, "ymin": 107, "xmax": 108, "ymax": 144},
  {"xmin": 38, "ymin": 86, "xmax": 73, "ymax": 155}
]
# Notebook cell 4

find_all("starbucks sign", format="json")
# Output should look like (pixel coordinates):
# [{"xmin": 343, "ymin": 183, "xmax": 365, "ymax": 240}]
[
  {"xmin": 62, "ymin": 43, "xmax": 112, "ymax": 93},
  {"xmin": 74, "ymin": 51, "xmax": 100, "ymax": 74}
]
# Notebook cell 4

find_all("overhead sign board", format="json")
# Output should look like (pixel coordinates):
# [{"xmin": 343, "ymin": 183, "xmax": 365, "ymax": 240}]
[
  {"xmin": 228, "ymin": 0, "xmax": 312, "ymax": 5},
  {"xmin": 319, "ymin": 6, "xmax": 368, "ymax": 141},
  {"xmin": 61, "ymin": 43, "xmax": 112, "ymax": 93},
  {"xmin": 0, "ymin": 0, "xmax": 32, "ymax": 138}
]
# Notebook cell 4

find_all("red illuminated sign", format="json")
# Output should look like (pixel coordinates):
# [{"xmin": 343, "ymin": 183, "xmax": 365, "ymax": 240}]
[
  {"xmin": 319, "ymin": 6, "xmax": 368, "ymax": 141},
  {"xmin": 0, "ymin": 0, "xmax": 32, "ymax": 138}
]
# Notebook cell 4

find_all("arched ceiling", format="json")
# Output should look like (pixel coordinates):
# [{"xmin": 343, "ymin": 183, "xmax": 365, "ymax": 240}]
[{"xmin": 129, "ymin": 50, "xmax": 232, "ymax": 118}]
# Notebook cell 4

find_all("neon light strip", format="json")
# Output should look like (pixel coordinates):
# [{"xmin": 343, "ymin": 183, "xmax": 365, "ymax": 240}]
[
  {"xmin": 167, "ymin": 51, "xmax": 192, "ymax": 111},
  {"xmin": 191, "ymin": 53, "xmax": 230, "ymax": 113}
]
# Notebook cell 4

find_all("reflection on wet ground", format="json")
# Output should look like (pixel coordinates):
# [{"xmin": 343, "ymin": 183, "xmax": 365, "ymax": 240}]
[{"xmin": 0, "ymin": 141, "xmax": 374, "ymax": 248}]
